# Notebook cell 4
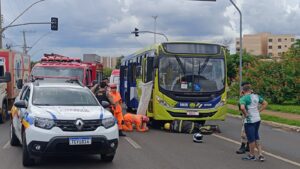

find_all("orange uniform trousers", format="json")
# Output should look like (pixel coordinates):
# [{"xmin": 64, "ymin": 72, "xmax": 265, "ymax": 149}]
[
  {"xmin": 109, "ymin": 91, "xmax": 124, "ymax": 130},
  {"xmin": 122, "ymin": 113, "xmax": 148, "ymax": 132}
]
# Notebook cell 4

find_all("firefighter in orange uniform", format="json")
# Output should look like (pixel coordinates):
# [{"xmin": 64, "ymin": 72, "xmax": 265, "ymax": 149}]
[
  {"xmin": 122, "ymin": 113, "xmax": 149, "ymax": 132},
  {"xmin": 108, "ymin": 83, "xmax": 126, "ymax": 136}
]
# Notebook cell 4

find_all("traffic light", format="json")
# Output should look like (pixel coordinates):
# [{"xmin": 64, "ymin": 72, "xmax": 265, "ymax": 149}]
[
  {"xmin": 134, "ymin": 28, "xmax": 139, "ymax": 37},
  {"xmin": 51, "ymin": 17, "xmax": 58, "ymax": 31}
]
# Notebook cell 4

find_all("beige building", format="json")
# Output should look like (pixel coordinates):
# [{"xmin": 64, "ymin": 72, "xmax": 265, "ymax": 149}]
[
  {"xmin": 236, "ymin": 33, "xmax": 295, "ymax": 58},
  {"xmin": 83, "ymin": 54, "xmax": 119, "ymax": 69},
  {"xmin": 100, "ymin": 56, "xmax": 119, "ymax": 69}
]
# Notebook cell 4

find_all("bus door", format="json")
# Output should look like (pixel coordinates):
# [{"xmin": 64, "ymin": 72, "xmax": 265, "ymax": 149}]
[
  {"xmin": 127, "ymin": 62, "xmax": 138, "ymax": 110},
  {"xmin": 142, "ymin": 55, "xmax": 154, "ymax": 113},
  {"xmin": 119, "ymin": 65, "xmax": 125, "ymax": 101}
]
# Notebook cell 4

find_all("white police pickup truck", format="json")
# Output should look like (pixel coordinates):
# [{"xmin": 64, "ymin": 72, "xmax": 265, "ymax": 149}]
[{"xmin": 10, "ymin": 79, "xmax": 118, "ymax": 166}]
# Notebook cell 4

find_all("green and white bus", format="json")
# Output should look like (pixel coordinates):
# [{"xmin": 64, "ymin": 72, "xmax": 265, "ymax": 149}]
[{"xmin": 120, "ymin": 42, "xmax": 228, "ymax": 124}]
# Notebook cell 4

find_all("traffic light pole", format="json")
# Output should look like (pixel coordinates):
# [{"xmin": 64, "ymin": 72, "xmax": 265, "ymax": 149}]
[
  {"xmin": 131, "ymin": 30, "xmax": 169, "ymax": 42},
  {"xmin": 0, "ymin": 0, "xmax": 46, "ymax": 49}
]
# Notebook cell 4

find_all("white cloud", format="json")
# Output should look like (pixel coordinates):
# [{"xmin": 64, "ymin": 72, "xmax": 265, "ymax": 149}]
[{"xmin": 1, "ymin": 0, "xmax": 299, "ymax": 61}]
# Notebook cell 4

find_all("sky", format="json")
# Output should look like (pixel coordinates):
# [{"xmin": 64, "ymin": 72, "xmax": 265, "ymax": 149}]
[{"xmin": 1, "ymin": 0, "xmax": 300, "ymax": 61}]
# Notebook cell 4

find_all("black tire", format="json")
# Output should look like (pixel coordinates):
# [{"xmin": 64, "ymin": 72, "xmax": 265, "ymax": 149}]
[
  {"xmin": 10, "ymin": 123, "xmax": 20, "ymax": 146},
  {"xmin": 22, "ymin": 133, "xmax": 35, "ymax": 167},
  {"xmin": 0, "ymin": 102, "xmax": 8, "ymax": 124},
  {"xmin": 101, "ymin": 153, "xmax": 115, "ymax": 162}
]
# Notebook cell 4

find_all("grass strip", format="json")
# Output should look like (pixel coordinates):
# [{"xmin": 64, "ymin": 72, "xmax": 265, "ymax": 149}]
[
  {"xmin": 227, "ymin": 108, "xmax": 300, "ymax": 127},
  {"xmin": 227, "ymin": 98, "xmax": 300, "ymax": 115}
]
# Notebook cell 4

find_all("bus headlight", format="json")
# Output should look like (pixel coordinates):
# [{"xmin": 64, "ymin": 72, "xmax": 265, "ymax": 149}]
[
  {"xmin": 156, "ymin": 96, "xmax": 172, "ymax": 108},
  {"xmin": 215, "ymin": 101, "xmax": 225, "ymax": 108}
]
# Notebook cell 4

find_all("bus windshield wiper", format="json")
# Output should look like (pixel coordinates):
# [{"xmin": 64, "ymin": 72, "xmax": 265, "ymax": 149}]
[
  {"xmin": 175, "ymin": 55, "xmax": 186, "ymax": 74},
  {"xmin": 198, "ymin": 57, "xmax": 210, "ymax": 75}
]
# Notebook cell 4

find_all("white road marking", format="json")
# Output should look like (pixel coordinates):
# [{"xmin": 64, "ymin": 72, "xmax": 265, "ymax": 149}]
[
  {"xmin": 212, "ymin": 134, "xmax": 300, "ymax": 167},
  {"xmin": 125, "ymin": 137, "xmax": 142, "ymax": 149},
  {"xmin": 2, "ymin": 141, "xmax": 10, "ymax": 149}
]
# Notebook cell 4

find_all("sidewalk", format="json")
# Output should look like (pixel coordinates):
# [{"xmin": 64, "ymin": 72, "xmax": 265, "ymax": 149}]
[{"xmin": 227, "ymin": 104, "xmax": 300, "ymax": 121}]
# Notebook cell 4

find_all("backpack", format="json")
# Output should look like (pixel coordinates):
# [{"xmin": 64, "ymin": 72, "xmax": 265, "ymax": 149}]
[{"xmin": 170, "ymin": 120, "xmax": 201, "ymax": 134}]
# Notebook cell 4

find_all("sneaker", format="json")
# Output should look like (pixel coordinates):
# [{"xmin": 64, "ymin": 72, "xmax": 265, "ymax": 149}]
[
  {"xmin": 242, "ymin": 155, "xmax": 256, "ymax": 161},
  {"xmin": 236, "ymin": 147, "xmax": 246, "ymax": 154},
  {"xmin": 258, "ymin": 155, "xmax": 265, "ymax": 162}
]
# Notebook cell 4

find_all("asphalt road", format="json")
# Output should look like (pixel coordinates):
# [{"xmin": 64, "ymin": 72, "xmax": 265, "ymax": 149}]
[{"xmin": 0, "ymin": 116, "xmax": 299, "ymax": 169}]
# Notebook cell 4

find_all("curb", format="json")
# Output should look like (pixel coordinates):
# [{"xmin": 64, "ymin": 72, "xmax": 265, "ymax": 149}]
[{"xmin": 227, "ymin": 114, "xmax": 300, "ymax": 133}]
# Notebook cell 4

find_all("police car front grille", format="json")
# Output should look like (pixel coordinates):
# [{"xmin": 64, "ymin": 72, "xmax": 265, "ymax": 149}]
[{"xmin": 55, "ymin": 120, "xmax": 102, "ymax": 132}]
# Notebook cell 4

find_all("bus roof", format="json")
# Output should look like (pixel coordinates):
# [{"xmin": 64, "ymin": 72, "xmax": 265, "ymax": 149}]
[{"xmin": 122, "ymin": 42, "xmax": 226, "ymax": 62}]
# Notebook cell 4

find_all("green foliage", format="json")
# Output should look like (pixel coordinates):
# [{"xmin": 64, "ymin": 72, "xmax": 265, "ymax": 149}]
[
  {"xmin": 115, "ymin": 56, "xmax": 124, "ymax": 69},
  {"xmin": 31, "ymin": 61, "xmax": 38, "ymax": 69},
  {"xmin": 226, "ymin": 52, "xmax": 257, "ymax": 85},
  {"xmin": 227, "ymin": 42, "xmax": 300, "ymax": 104},
  {"xmin": 103, "ymin": 68, "xmax": 113, "ymax": 78}
]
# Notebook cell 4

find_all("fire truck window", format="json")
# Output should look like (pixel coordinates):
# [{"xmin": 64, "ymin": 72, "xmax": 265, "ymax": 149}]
[
  {"xmin": 85, "ymin": 70, "xmax": 90, "ymax": 85},
  {"xmin": 0, "ymin": 65, "xmax": 4, "ymax": 77}
]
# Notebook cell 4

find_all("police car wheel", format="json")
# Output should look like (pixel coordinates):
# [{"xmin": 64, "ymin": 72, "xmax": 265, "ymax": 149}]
[
  {"xmin": 22, "ymin": 133, "xmax": 35, "ymax": 166},
  {"xmin": 101, "ymin": 153, "xmax": 115, "ymax": 162},
  {"xmin": 10, "ymin": 123, "xmax": 20, "ymax": 146},
  {"xmin": 0, "ymin": 102, "xmax": 7, "ymax": 124}
]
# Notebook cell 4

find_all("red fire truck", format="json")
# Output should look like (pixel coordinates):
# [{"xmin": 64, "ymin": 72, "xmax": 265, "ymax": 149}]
[{"xmin": 31, "ymin": 54, "xmax": 103, "ymax": 87}]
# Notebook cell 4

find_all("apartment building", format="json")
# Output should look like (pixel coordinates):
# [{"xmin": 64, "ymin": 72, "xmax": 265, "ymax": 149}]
[
  {"xmin": 236, "ymin": 33, "xmax": 295, "ymax": 58},
  {"xmin": 83, "ymin": 54, "xmax": 119, "ymax": 69}
]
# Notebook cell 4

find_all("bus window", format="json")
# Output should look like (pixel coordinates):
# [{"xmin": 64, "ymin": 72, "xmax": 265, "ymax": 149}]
[
  {"xmin": 145, "ymin": 57, "xmax": 154, "ymax": 82},
  {"xmin": 0, "ymin": 65, "xmax": 4, "ymax": 77}
]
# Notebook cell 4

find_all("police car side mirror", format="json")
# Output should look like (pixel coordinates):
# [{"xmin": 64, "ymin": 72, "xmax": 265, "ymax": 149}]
[
  {"xmin": 101, "ymin": 101, "xmax": 110, "ymax": 109},
  {"xmin": 14, "ymin": 100, "xmax": 27, "ymax": 109}
]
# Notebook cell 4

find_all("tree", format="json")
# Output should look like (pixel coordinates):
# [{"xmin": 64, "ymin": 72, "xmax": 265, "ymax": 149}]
[
  {"xmin": 103, "ymin": 67, "xmax": 113, "ymax": 78},
  {"xmin": 115, "ymin": 55, "xmax": 124, "ymax": 69}
]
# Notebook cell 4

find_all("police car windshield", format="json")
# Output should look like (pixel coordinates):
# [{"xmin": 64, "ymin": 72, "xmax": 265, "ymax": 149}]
[{"xmin": 32, "ymin": 87, "xmax": 99, "ymax": 106}]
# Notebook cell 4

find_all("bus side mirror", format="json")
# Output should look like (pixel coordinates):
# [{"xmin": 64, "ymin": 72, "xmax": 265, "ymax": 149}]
[
  {"xmin": 0, "ymin": 72, "xmax": 11, "ymax": 83},
  {"xmin": 16, "ymin": 79, "xmax": 23, "ymax": 89}
]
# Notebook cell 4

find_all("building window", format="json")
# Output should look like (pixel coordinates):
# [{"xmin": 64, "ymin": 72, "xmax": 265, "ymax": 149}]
[
  {"xmin": 236, "ymin": 41, "xmax": 240, "ymax": 45},
  {"xmin": 278, "ymin": 52, "xmax": 281, "ymax": 56},
  {"xmin": 278, "ymin": 38, "xmax": 282, "ymax": 42},
  {"xmin": 268, "ymin": 46, "xmax": 272, "ymax": 49},
  {"xmin": 236, "ymin": 48, "xmax": 240, "ymax": 52},
  {"xmin": 285, "ymin": 38, "xmax": 287, "ymax": 41},
  {"xmin": 284, "ymin": 45, "xmax": 287, "ymax": 48},
  {"xmin": 268, "ymin": 53, "xmax": 273, "ymax": 57},
  {"xmin": 291, "ymin": 38, "xmax": 295, "ymax": 42},
  {"xmin": 278, "ymin": 45, "xmax": 281, "ymax": 49},
  {"xmin": 268, "ymin": 39, "xmax": 272, "ymax": 42}
]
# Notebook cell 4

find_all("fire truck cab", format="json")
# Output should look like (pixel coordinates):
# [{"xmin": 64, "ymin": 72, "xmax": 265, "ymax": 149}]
[{"xmin": 31, "ymin": 54, "xmax": 103, "ymax": 87}]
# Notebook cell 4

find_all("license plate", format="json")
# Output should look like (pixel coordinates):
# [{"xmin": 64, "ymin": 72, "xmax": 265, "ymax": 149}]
[
  {"xmin": 69, "ymin": 137, "xmax": 92, "ymax": 145},
  {"xmin": 187, "ymin": 111, "xmax": 199, "ymax": 116}
]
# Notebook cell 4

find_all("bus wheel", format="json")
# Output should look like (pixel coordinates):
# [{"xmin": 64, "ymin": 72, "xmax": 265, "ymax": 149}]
[
  {"xmin": 149, "ymin": 119, "xmax": 164, "ymax": 129},
  {"xmin": 198, "ymin": 121, "xmax": 206, "ymax": 126}
]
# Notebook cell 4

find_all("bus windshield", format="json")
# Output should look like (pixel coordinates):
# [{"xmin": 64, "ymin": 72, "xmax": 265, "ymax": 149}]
[
  {"xmin": 32, "ymin": 67, "xmax": 84, "ymax": 82},
  {"xmin": 159, "ymin": 56, "xmax": 225, "ymax": 93}
]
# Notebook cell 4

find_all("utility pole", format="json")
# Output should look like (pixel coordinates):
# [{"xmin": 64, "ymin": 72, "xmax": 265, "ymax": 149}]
[
  {"xmin": 152, "ymin": 16, "xmax": 158, "ymax": 44},
  {"xmin": 22, "ymin": 30, "xmax": 28, "ymax": 55},
  {"xmin": 0, "ymin": 0, "xmax": 3, "ymax": 49}
]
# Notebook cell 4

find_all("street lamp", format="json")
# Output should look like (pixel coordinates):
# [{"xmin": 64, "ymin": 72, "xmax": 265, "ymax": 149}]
[
  {"xmin": 0, "ymin": 0, "xmax": 46, "ymax": 48},
  {"xmin": 191, "ymin": 0, "xmax": 243, "ymax": 92},
  {"xmin": 152, "ymin": 16, "xmax": 158, "ymax": 44}
]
